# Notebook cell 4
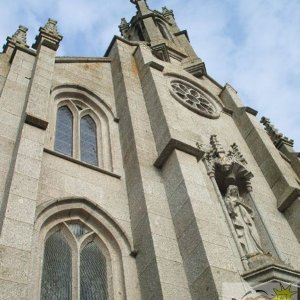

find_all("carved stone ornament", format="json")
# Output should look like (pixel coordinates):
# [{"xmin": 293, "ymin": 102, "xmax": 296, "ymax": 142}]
[
  {"xmin": 261, "ymin": 116, "xmax": 294, "ymax": 148},
  {"xmin": 169, "ymin": 79, "xmax": 220, "ymax": 119},
  {"xmin": 43, "ymin": 18, "xmax": 60, "ymax": 36},
  {"xmin": 197, "ymin": 135, "xmax": 252, "ymax": 190},
  {"xmin": 225, "ymin": 185, "xmax": 263, "ymax": 257},
  {"xmin": 32, "ymin": 18, "xmax": 62, "ymax": 50},
  {"xmin": 3, "ymin": 25, "xmax": 29, "ymax": 51},
  {"xmin": 11, "ymin": 25, "xmax": 28, "ymax": 46},
  {"xmin": 119, "ymin": 18, "xmax": 130, "ymax": 39}
]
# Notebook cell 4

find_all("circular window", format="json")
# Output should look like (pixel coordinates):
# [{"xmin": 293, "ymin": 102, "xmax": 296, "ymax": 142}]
[{"xmin": 170, "ymin": 80, "xmax": 219, "ymax": 118}]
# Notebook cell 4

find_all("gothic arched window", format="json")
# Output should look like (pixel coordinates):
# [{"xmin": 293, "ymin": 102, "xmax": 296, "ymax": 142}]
[
  {"xmin": 40, "ymin": 222, "xmax": 108, "ymax": 300},
  {"xmin": 54, "ymin": 106, "xmax": 73, "ymax": 156},
  {"xmin": 157, "ymin": 20, "xmax": 172, "ymax": 41},
  {"xmin": 80, "ymin": 115, "xmax": 98, "ymax": 166},
  {"xmin": 54, "ymin": 103, "xmax": 100, "ymax": 167}
]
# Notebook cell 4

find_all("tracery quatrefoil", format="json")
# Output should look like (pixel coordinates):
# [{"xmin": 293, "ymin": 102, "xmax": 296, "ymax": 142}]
[{"xmin": 170, "ymin": 80, "xmax": 219, "ymax": 118}]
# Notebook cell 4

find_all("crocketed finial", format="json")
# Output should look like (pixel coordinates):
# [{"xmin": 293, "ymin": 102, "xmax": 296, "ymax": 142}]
[
  {"xmin": 3, "ymin": 25, "xmax": 29, "ymax": 51},
  {"xmin": 43, "ymin": 18, "xmax": 60, "ymax": 37},
  {"xmin": 32, "ymin": 18, "xmax": 62, "ymax": 50},
  {"xmin": 119, "ymin": 18, "xmax": 130, "ymax": 39},
  {"xmin": 260, "ymin": 116, "xmax": 294, "ymax": 147}
]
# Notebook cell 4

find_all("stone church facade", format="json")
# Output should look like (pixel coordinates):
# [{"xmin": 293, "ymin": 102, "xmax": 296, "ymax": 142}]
[{"xmin": 0, "ymin": 0, "xmax": 299, "ymax": 299}]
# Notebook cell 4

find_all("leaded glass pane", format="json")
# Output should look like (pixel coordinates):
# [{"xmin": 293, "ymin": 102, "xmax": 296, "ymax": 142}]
[
  {"xmin": 80, "ymin": 241, "xmax": 108, "ymax": 300},
  {"xmin": 41, "ymin": 231, "xmax": 72, "ymax": 300},
  {"xmin": 54, "ymin": 106, "xmax": 73, "ymax": 156},
  {"xmin": 80, "ymin": 115, "xmax": 98, "ymax": 166},
  {"xmin": 67, "ymin": 222, "xmax": 90, "ymax": 240}
]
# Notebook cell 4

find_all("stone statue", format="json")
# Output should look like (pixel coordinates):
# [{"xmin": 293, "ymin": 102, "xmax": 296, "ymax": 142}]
[{"xmin": 225, "ymin": 185, "xmax": 263, "ymax": 257}]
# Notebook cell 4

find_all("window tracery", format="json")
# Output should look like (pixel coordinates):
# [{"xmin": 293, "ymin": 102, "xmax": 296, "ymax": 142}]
[{"xmin": 169, "ymin": 79, "xmax": 220, "ymax": 118}]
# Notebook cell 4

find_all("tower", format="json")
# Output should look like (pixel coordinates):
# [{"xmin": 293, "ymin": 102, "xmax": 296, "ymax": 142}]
[{"xmin": 0, "ymin": 0, "xmax": 299, "ymax": 299}]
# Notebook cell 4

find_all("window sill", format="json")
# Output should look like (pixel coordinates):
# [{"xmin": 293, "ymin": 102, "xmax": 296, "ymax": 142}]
[{"xmin": 44, "ymin": 148, "xmax": 121, "ymax": 179}]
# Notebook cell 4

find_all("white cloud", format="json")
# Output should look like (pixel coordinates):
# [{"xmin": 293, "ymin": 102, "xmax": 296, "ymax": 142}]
[{"xmin": 0, "ymin": 0, "xmax": 299, "ymax": 149}]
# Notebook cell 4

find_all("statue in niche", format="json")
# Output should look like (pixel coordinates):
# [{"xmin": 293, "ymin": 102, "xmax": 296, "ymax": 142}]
[{"xmin": 224, "ymin": 185, "xmax": 263, "ymax": 257}]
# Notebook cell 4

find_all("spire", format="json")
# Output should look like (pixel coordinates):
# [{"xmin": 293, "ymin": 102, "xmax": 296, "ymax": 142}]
[
  {"xmin": 3, "ymin": 25, "xmax": 29, "ymax": 52},
  {"xmin": 123, "ymin": 0, "xmax": 204, "ymax": 77},
  {"xmin": 32, "ymin": 18, "xmax": 62, "ymax": 50},
  {"xmin": 162, "ymin": 6, "xmax": 174, "ymax": 19},
  {"xmin": 130, "ymin": 0, "xmax": 151, "ymax": 14}
]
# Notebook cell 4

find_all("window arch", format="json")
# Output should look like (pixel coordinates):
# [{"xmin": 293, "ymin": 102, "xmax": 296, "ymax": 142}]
[
  {"xmin": 32, "ymin": 198, "xmax": 140, "ymax": 300},
  {"xmin": 40, "ymin": 221, "xmax": 108, "ymax": 300},
  {"xmin": 50, "ymin": 86, "xmax": 117, "ymax": 173}
]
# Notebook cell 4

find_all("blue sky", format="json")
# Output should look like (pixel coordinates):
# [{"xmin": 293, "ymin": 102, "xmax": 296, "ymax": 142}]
[{"xmin": 1, "ymin": 0, "xmax": 299, "ymax": 149}]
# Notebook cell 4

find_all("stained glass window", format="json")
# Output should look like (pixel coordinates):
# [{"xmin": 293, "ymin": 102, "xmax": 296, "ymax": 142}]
[
  {"xmin": 54, "ymin": 106, "xmax": 73, "ymax": 156},
  {"xmin": 80, "ymin": 241, "xmax": 108, "ymax": 300},
  {"xmin": 41, "ymin": 231, "xmax": 72, "ymax": 300},
  {"xmin": 80, "ymin": 115, "xmax": 98, "ymax": 166}
]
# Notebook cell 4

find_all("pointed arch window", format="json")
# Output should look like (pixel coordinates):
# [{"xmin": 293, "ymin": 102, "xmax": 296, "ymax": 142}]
[
  {"xmin": 80, "ymin": 115, "xmax": 98, "ymax": 166},
  {"xmin": 54, "ymin": 103, "xmax": 101, "ymax": 167},
  {"xmin": 54, "ymin": 106, "xmax": 73, "ymax": 156},
  {"xmin": 40, "ymin": 222, "xmax": 108, "ymax": 300},
  {"xmin": 157, "ymin": 19, "xmax": 173, "ymax": 41}
]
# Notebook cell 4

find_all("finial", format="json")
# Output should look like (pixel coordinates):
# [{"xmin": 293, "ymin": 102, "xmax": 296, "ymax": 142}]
[
  {"xmin": 210, "ymin": 135, "xmax": 225, "ymax": 156},
  {"xmin": 43, "ymin": 18, "xmax": 60, "ymax": 36},
  {"xmin": 130, "ymin": 0, "xmax": 148, "ymax": 5},
  {"xmin": 162, "ymin": 6, "xmax": 174, "ymax": 18},
  {"xmin": 130, "ymin": 0, "xmax": 150, "ymax": 13},
  {"xmin": 260, "ymin": 116, "xmax": 294, "ymax": 147},
  {"xmin": 32, "ymin": 18, "xmax": 62, "ymax": 50},
  {"xmin": 3, "ymin": 25, "xmax": 29, "ymax": 52},
  {"xmin": 119, "ymin": 18, "xmax": 130, "ymax": 39}
]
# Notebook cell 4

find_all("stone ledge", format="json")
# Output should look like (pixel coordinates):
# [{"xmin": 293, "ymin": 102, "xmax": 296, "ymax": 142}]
[
  {"xmin": 55, "ymin": 57, "xmax": 111, "ymax": 63},
  {"xmin": 240, "ymin": 106, "xmax": 258, "ymax": 116},
  {"xmin": 146, "ymin": 61, "xmax": 164, "ymax": 72},
  {"xmin": 44, "ymin": 148, "xmax": 121, "ymax": 179},
  {"xmin": 154, "ymin": 138, "xmax": 204, "ymax": 169},
  {"xmin": 242, "ymin": 263, "xmax": 300, "ymax": 285},
  {"xmin": 174, "ymin": 30, "xmax": 190, "ymax": 42},
  {"xmin": 25, "ymin": 114, "xmax": 48, "ymax": 130}
]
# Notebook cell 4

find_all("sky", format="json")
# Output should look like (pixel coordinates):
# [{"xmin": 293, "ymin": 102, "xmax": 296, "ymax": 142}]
[{"xmin": 0, "ymin": 0, "xmax": 299, "ymax": 150}]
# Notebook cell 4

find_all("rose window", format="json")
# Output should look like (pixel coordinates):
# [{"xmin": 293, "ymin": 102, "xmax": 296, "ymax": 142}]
[{"xmin": 170, "ymin": 80, "xmax": 219, "ymax": 118}]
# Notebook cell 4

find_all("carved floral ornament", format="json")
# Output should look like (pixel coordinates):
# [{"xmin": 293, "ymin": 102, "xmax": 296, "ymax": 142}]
[{"xmin": 168, "ymin": 78, "xmax": 220, "ymax": 119}]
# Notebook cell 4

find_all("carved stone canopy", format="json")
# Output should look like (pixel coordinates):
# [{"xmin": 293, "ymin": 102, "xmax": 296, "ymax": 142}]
[{"xmin": 197, "ymin": 135, "xmax": 253, "ymax": 195}]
